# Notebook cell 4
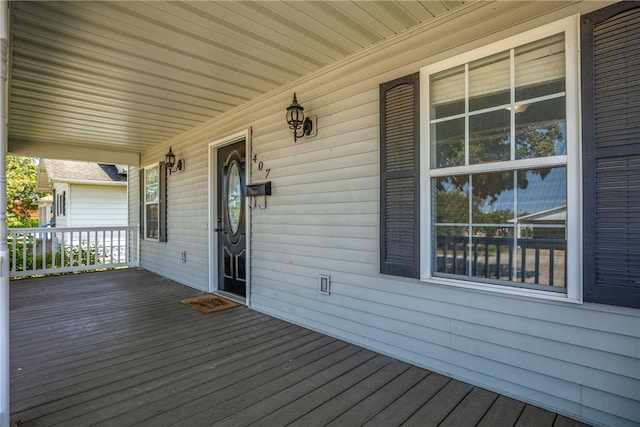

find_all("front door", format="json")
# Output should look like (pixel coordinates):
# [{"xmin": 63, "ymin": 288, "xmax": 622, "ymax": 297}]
[{"xmin": 217, "ymin": 140, "xmax": 246, "ymax": 297}]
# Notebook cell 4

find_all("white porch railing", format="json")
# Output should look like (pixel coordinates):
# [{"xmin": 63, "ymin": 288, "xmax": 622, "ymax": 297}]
[{"xmin": 8, "ymin": 226, "xmax": 139, "ymax": 278}]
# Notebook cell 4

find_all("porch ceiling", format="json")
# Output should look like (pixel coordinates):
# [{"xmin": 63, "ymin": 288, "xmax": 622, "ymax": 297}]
[{"xmin": 7, "ymin": 0, "xmax": 465, "ymax": 165}]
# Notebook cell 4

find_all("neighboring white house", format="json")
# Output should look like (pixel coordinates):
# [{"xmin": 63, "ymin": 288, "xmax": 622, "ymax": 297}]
[
  {"xmin": 35, "ymin": 195, "xmax": 53, "ymax": 228},
  {"xmin": 36, "ymin": 160, "xmax": 128, "ymax": 227}
]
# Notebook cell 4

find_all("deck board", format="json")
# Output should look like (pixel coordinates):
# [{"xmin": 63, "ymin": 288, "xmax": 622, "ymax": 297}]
[
  {"xmin": 402, "ymin": 379, "xmax": 474, "ymax": 426},
  {"xmin": 285, "ymin": 358, "xmax": 410, "ymax": 427},
  {"xmin": 477, "ymin": 395, "xmax": 526, "ymax": 426},
  {"xmin": 323, "ymin": 365, "xmax": 429, "ymax": 426},
  {"xmin": 439, "ymin": 387, "xmax": 499, "ymax": 426},
  {"xmin": 516, "ymin": 405, "xmax": 558, "ymax": 427},
  {"xmin": 363, "ymin": 372, "xmax": 451, "ymax": 426},
  {"xmin": 9, "ymin": 269, "xmax": 591, "ymax": 427}
]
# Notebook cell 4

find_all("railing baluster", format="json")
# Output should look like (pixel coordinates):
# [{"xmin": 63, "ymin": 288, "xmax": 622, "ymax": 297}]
[
  {"xmin": 463, "ymin": 241, "xmax": 468, "ymax": 275},
  {"xmin": 117, "ymin": 229, "xmax": 121, "ymax": 263},
  {"xmin": 549, "ymin": 248, "xmax": 555, "ymax": 287},
  {"xmin": 10, "ymin": 234, "xmax": 16, "ymax": 274},
  {"xmin": 496, "ymin": 241, "xmax": 501, "ymax": 280},
  {"xmin": 453, "ymin": 241, "xmax": 458, "ymax": 274},
  {"xmin": 21, "ymin": 233, "xmax": 27, "ymax": 273},
  {"xmin": 533, "ymin": 245, "xmax": 540, "ymax": 283},
  {"xmin": 520, "ymin": 242, "xmax": 526, "ymax": 282},
  {"xmin": 483, "ymin": 242, "xmax": 488, "ymax": 278},
  {"xmin": 102, "ymin": 230, "xmax": 105, "ymax": 265},
  {"xmin": 61, "ymin": 231, "xmax": 66, "ymax": 267},
  {"xmin": 53, "ymin": 232, "xmax": 58, "ymax": 269},
  {"xmin": 473, "ymin": 241, "xmax": 478, "ymax": 276}
]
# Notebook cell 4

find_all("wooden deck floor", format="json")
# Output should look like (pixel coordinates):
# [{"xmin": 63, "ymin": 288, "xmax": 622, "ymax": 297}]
[{"xmin": 9, "ymin": 269, "xmax": 589, "ymax": 427}]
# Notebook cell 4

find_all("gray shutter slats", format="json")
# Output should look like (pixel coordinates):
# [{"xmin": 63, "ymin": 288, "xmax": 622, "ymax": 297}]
[
  {"xmin": 159, "ymin": 161, "xmax": 167, "ymax": 243},
  {"xmin": 138, "ymin": 168, "xmax": 144, "ymax": 236},
  {"xmin": 380, "ymin": 73, "xmax": 420, "ymax": 278},
  {"xmin": 583, "ymin": 3, "xmax": 640, "ymax": 308},
  {"xmin": 595, "ymin": 155, "xmax": 640, "ymax": 286}
]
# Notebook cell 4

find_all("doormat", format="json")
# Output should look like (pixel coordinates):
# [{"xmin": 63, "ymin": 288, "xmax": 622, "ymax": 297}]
[{"xmin": 180, "ymin": 294, "xmax": 239, "ymax": 314}]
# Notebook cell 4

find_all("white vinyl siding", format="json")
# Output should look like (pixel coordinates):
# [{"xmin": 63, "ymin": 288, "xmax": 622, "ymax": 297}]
[
  {"xmin": 66, "ymin": 185, "xmax": 127, "ymax": 227},
  {"xmin": 135, "ymin": 144, "xmax": 211, "ymax": 291},
  {"xmin": 54, "ymin": 182, "xmax": 127, "ymax": 228},
  {"xmin": 132, "ymin": 2, "xmax": 639, "ymax": 426}
]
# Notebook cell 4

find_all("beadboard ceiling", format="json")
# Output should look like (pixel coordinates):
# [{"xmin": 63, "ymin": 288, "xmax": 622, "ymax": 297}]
[{"xmin": 7, "ymin": 0, "xmax": 465, "ymax": 165}]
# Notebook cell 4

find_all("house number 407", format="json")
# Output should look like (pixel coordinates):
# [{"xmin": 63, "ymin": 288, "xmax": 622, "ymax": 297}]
[{"xmin": 252, "ymin": 154, "xmax": 271, "ymax": 179}]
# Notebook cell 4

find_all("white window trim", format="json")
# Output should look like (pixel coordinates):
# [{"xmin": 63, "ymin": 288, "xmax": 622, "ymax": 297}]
[
  {"xmin": 419, "ymin": 15, "xmax": 582, "ymax": 303},
  {"xmin": 143, "ymin": 163, "xmax": 160, "ymax": 242}
]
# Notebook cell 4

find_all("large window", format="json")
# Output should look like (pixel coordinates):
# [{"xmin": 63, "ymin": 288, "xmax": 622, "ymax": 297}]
[{"xmin": 421, "ymin": 17, "xmax": 580, "ymax": 295}]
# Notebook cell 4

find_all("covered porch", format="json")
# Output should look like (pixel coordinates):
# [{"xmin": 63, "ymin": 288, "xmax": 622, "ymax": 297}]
[{"xmin": 10, "ymin": 269, "xmax": 586, "ymax": 426}]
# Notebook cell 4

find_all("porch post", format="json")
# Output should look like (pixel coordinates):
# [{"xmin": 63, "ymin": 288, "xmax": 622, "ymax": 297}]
[{"xmin": 0, "ymin": 1, "xmax": 9, "ymax": 425}]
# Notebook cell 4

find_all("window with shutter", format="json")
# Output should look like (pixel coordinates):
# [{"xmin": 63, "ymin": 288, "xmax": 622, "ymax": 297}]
[
  {"xmin": 380, "ymin": 73, "xmax": 420, "ymax": 278},
  {"xmin": 582, "ymin": 3, "xmax": 640, "ymax": 308},
  {"xmin": 141, "ymin": 162, "xmax": 167, "ymax": 242}
]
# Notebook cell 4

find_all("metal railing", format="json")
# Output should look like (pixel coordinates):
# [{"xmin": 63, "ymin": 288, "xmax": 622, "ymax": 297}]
[
  {"xmin": 436, "ymin": 235, "xmax": 567, "ymax": 288},
  {"xmin": 8, "ymin": 226, "xmax": 139, "ymax": 278}
]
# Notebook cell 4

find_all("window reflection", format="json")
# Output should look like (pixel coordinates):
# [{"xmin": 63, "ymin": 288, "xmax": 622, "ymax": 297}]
[
  {"xmin": 428, "ymin": 31, "xmax": 570, "ymax": 291},
  {"xmin": 432, "ymin": 118, "xmax": 465, "ymax": 168},
  {"xmin": 434, "ymin": 175, "xmax": 469, "ymax": 225},
  {"xmin": 515, "ymin": 98, "xmax": 566, "ymax": 158},
  {"xmin": 432, "ymin": 167, "xmax": 567, "ymax": 288},
  {"xmin": 227, "ymin": 162, "xmax": 242, "ymax": 235},
  {"xmin": 145, "ymin": 165, "xmax": 159, "ymax": 203},
  {"xmin": 469, "ymin": 110, "xmax": 511, "ymax": 164},
  {"xmin": 144, "ymin": 164, "xmax": 160, "ymax": 241}
]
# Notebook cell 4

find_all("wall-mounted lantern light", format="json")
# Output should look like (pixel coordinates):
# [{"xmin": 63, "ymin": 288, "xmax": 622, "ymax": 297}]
[
  {"xmin": 165, "ymin": 146, "xmax": 184, "ymax": 174},
  {"xmin": 286, "ymin": 93, "xmax": 314, "ymax": 142}
]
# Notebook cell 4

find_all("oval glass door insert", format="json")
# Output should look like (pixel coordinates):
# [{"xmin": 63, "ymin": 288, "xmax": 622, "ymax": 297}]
[{"xmin": 227, "ymin": 161, "xmax": 242, "ymax": 234}]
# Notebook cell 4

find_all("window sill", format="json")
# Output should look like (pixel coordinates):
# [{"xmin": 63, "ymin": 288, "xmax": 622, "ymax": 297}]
[{"xmin": 420, "ymin": 275, "xmax": 583, "ymax": 304}]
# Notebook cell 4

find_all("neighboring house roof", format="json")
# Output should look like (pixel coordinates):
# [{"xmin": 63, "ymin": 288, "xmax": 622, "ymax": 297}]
[
  {"xmin": 37, "ymin": 159, "xmax": 127, "ymax": 191},
  {"xmin": 37, "ymin": 195, "xmax": 53, "ymax": 206},
  {"xmin": 515, "ymin": 205, "xmax": 567, "ymax": 224}
]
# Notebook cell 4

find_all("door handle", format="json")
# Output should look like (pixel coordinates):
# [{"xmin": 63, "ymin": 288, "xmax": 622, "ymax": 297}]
[{"xmin": 215, "ymin": 218, "xmax": 224, "ymax": 233}]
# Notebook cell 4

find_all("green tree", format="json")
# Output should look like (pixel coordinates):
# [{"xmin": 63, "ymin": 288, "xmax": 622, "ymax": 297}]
[
  {"xmin": 436, "ymin": 123, "xmax": 562, "ymax": 203},
  {"xmin": 7, "ymin": 156, "xmax": 41, "ymax": 227}
]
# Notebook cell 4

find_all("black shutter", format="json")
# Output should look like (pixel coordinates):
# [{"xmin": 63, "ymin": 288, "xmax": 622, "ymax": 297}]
[
  {"xmin": 582, "ymin": 3, "xmax": 640, "ymax": 308},
  {"xmin": 380, "ymin": 73, "xmax": 420, "ymax": 278},
  {"xmin": 139, "ymin": 168, "xmax": 145, "ymax": 236},
  {"xmin": 159, "ymin": 161, "xmax": 167, "ymax": 242},
  {"xmin": 52, "ymin": 189, "xmax": 56, "ymax": 225}
]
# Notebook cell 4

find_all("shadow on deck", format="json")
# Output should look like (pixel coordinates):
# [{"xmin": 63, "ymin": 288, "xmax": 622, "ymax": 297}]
[{"xmin": 10, "ymin": 269, "xmax": 588, "ymax": 426}]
